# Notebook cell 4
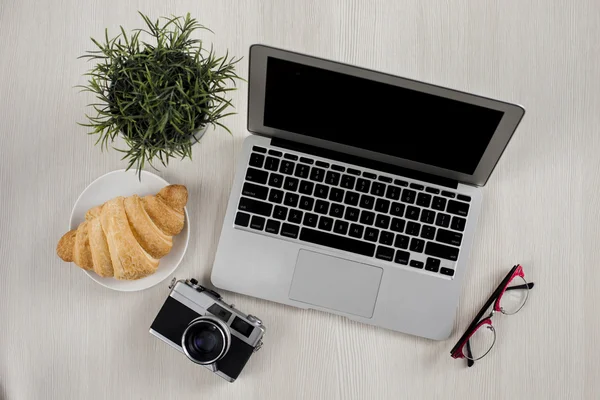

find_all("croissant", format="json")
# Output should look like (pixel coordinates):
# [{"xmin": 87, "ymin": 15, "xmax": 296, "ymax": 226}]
[{"xmin": 57, "ymin": 185, "xmax": 188, "ymax": 280}]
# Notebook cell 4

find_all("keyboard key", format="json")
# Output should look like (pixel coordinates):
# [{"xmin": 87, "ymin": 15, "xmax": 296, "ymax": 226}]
[
  {"xmin": 344, "ymin": 207, "xmax": 360, "ymax": 222},
  {"xmin": 421, "ymin": 225, "xmax": 436, "ymax": 240},
  {"xmin": 281, "ymin": 223, "xmax": 300, "ymax": 239},
  {"xmin": 284, "ymin": 177, "xmax": 299, "ymax": 192},
  {"xmin": 364, "ymin": 227, "xmax": 379, "ymax": 242},
  {"xmin": 447, "ymin": 200, "xmax": 470, "ymax": 217},
  {"xmin": 394, "ymin": 234, "xmax": 409, "ymax": 249},
  {"xmin": 401, "ymin": 189, "xmax": 416, "ymax": 204},
  {"xmin": 347, "ymin": 168, "xmax": 361, "ymax": 176},
  {"xmin": 249, "ymin": 153, "xmax": 264, "ymax": 168},
  {"xmin": 349, "ymin": 224, "xmax": 364, "ymax": 238},
  {"xmin": 314, "ymin": 184, "xmax": 329, "ymax": 198},
  {"xmin": 436, "ymin": 229, "xmax": 463, "ymax": 246},
  {"xmin": 253, "ymin": 146, "xmax": 266, "ymax": 153},
  {"xmin": 409, "ymin": 238, "xmax": 425, "ymax": 253},
  {"xmin": 245, "ymin": 168, "xmax": 268, "ymax": 184},
  {"xmin": 234, "ymin": 212, "xmax": 250, "ymax": 227},
  {"xmin": 288, "ymin": 209, "xmax": 303, "ymax": 224},
  {"xmin": 273, "ymin": 206, "xmax": 288, "ymax": 220},
  {"xmin": 325, "ymin": 171, "xmax": 341, "ymax": 186},
  {"xmin": 329, "ymin": 188, "xmax": 344, "ymax": 202},
  {"xmin": 394, "ymin": 179, "xmax": 408, "ymax": 187},
  {"xmin": 359, "ymin": 194, "xmax": 375, "ymax": 210},
  {"xmin": 300, "ymin": 157, "xmax": 314, "ymax": 165},
  {"xmin": 299, "ymin": 196, "xmax": 315, "ymax": 211},
  {"xmin": 440, "ymin": 267, "xmax": 455, "ymax": 277},
  {"xmin": 435, "ymin": 213, "xmax": 451, "ymax": 228},
  {"xmin": 310, "ymin": 168, "xmax": 325, "ymax": 182},
  {"xmin": 344, "ymin": 191, "xmax": 360, "ymax": 206},
  {"xmin": 264, "ymin": 156, "xmax": 280, "ymax": 171},
  {"xmin": 410, "ymin": 183, "xmax": 424, "ymax": 190},
  {"xmin": 341, "ymin": 175, "xmax": 355, "ymax": 189},
  {"xmin": 451, "ymin": 216, "xmax": 467, "ymax": 232},
  {"xmin": 303, "ymin": 213, "xmax": 318, "ymax": 227},
  {"xmin": 356, "ymin": 178, "xmax": 371, "ymax": 193},
  {"xmin": 375, "ymin": 214, "xmax": 390, "ymax": 229},
  {"xmin": 242, "ymin": 182, "xmax": 268, "ymax": 200},
  {"xmin": 395, "ymin": 250, "xmax": 410, "ymax": 264},
  {"xmin": 409, "ymin": 260, "xmax": 424, "ymax": 269},
  {"xmin": 315, "ymin": 161, "xmax": 330, "ymax": 168},
  {"xmin": 268, "ymin": 189, "xmax": 284, "ymax": 204},
  {"xmin": 375, "ymin": 198, "xmax": 390, "ymax": 213},
  {"xmin": 360, "ymin": 210, "xmax": 375, "ymax": 225},
  {"xmin": 375, "ymin": 246, "xmax": 394, "ymax": 261},
  {"xmin": 432, "ymin": 196, "xmax": 446, "ymax": 211},
  {"xmin": 425, "ymin": 242, "xmax": 459, "ymax": 261},
  {"xmin": 441, "ymin": 191, "xmax": 456, "ymax": 198},
  {"xmin": 406, "ymin": 221, "xmax": 421, "ymax": 236},
  {"xmin": 284, "ymin": 153, "xmax": 298, "ymax": 161},
  {"xmin": 425, "ymin": 258, "xmax": 440, "ymax": 272},
  {"xmin": 390, "ymin": 218, "xmax": 405, "ymax": 233},
  {"xmin": 331, "ymin": 164, "xmax": 345, "ymax": 172},
  {"xmin": 318, "ymin": 217, "xmax": 334, "ymax": 232},
  {"xmin": 265, "ymin": 219, "xmax": 280, "ymax": 234},
  {"xmin": 416, "ymin": 193, "xmax": 432, "ymax": 208},
  {"xmin": 300, "ymin": 228, "xmax": 375, "ymax": 257},
  {"xmin": 457, "ymin": 194, "xmax": 471, "ymax": 202},
  {"xmin": 405, "ymin": 206, "xmax": 420, "ymax": 220},
  {"xmin": 298, "ymin": 180, "xmax": 314, "ymax": 195},
  {"xmin": 390, "ymin": 202, "xmax": 405, "ymax": 217},
  {"xmin": 314, "ymin": 200, "xmax": 330, "ymax": 214},
  {"xmin": 333, "ymin": 220, "xmax": 349, "ymax": 235},
  {"xmin": 371, "ymin": 182, "xmax": 386, "ymax": 197},
  {"xmin": 294, "ymin": 164, "xmax": 310, "ymax": 178},
  {"xmin": 329, "ymin": 203, "xmax": 345, "ymax": 218},
  {"xmin": 425, "ymin": 187, "xmax": 440, "ymax": 194},
  {"xmin": 284, "ymin": 193, "xmax": 299, "ymax": 208},
  {"xmin": 378, "ymin": 176, "xmax": 392, "ymax": 183},
  {"xmin": 268, "ymin": 173, "xmax": 284, "ymax": 188},
  {"xmin": 250, "ymin": 216, "xmax": 265, "ymax": 230},
  {"xmin": 238, "ymin": 197, "xmax": 272, "ymax": 217},
  {"xmin": 268, "ymin": 149, "xmax": 282, "ymax": 157},
  {"xmin": 363, "ymin": 172, "xmax": 376, "ymax": 179},
  {"xmin": 420, "ymin": 210, "xmax": 436, "ymax": 224},
  {"xmin": 379, "ymin": 231, "xmax": 394, "ymax": 245},
  {"xmin": 280, "ymin": 160, "xmax": 295, "ymax": 175},
  {"xmin": 385, "ymin": 185, "xmax": 401, "ymax": 200}
]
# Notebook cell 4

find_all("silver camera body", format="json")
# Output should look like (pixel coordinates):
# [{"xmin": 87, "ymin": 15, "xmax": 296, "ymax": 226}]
[{"xmin": 149, "ymin": 278, "xmax": 265, "ymax": 382}]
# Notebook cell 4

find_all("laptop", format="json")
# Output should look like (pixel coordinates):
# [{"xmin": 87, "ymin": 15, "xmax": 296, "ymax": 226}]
[{"xmin": 211, "ymin": 45, "xmax": 524, "ymax": 340}]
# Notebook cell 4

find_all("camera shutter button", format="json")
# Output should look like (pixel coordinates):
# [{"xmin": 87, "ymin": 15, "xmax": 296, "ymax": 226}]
[{"xmin": 247, "ymin": 315, "xmax": 262, "ymax": 325}]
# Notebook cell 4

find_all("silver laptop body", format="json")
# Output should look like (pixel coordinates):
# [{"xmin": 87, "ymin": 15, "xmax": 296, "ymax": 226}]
[{"xmin": 212, "ymin": 45, "xmax": 524, "ymax": 340}]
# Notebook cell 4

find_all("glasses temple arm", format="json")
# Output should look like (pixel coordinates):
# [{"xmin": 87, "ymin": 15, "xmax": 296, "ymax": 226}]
[
  {"xmin": 466, "ymin": 340, "xmax": 474, "ymax": 367},
  {"xmin": 504, "ymin": 282, "xmax": 535, "ymax": 291}
]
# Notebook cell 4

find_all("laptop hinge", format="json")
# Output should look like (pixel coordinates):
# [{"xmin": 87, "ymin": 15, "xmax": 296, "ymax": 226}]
[{"xmin": 271, "ymin": 138, "xmax": 459, "ymax": 189}]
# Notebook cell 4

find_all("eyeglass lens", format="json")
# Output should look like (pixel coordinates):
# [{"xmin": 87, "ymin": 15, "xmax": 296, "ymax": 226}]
[
  {"xmin": 463, "ymin": 323, "xmax": 496, "ymax": 361},
  {"xmin": 499, "ymin": 276, "xmax": 529, "ymax": 315}
]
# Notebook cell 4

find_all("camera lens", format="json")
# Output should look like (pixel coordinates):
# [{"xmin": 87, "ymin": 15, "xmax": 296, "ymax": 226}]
[{"xmin": 182, "ymin": 318, "xmax": 230, "ymax": 365}]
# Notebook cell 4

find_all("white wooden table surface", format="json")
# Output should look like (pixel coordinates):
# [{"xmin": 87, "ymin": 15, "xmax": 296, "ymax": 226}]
[{"xmin": 1, "ymin": 0, "xmax": 599, "ymax": 399}]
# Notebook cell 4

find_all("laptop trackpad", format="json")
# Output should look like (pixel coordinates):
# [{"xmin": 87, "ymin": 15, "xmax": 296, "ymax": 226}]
[{"xmin": 289, "ymin": 250, "xmax": 383, "ymax": 318}]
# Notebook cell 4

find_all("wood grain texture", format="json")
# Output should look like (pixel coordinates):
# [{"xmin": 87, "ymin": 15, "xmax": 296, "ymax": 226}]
[{"xmin": 1, "ymin": 0, "xmax": 599, "ymax": 398}]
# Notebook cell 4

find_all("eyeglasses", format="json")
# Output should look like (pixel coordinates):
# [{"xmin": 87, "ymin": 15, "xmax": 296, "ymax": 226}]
[{"xmin": 450, "ymin": 264, "xmax": 534, "ymax": 366}]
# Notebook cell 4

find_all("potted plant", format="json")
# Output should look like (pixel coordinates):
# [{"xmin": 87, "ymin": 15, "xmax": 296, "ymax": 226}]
[{"xmin": 79, "ymin": 12, "xmax": 241, "ymax": 176}]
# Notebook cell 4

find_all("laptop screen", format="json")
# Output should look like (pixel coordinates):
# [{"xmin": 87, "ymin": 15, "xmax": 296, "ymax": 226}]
[{"xmin": 263, "ymin": 57, "xmax": 504, "ymax": 175}]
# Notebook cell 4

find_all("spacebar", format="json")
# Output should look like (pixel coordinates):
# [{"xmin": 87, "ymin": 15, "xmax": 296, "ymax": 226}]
[{"xmin": 299, "ymin": 228, "xmax": 376, "ymax": 257}]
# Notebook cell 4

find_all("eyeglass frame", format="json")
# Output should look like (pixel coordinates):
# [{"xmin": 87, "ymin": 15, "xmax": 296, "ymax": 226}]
[{"xmin": 450, "ymin": 264, "xmax": 535, "ymax": 367}]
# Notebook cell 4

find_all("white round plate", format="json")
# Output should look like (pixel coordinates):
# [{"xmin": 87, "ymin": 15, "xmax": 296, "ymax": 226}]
[{"xmin": 69, "ymin": 169, "xmax": 190, "ymax": 292}]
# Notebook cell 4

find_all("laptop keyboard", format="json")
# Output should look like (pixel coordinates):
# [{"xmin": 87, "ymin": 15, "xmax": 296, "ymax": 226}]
[{"xmin": 234, "ymin": 146, "xmax": 471, "ymax": 278}]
